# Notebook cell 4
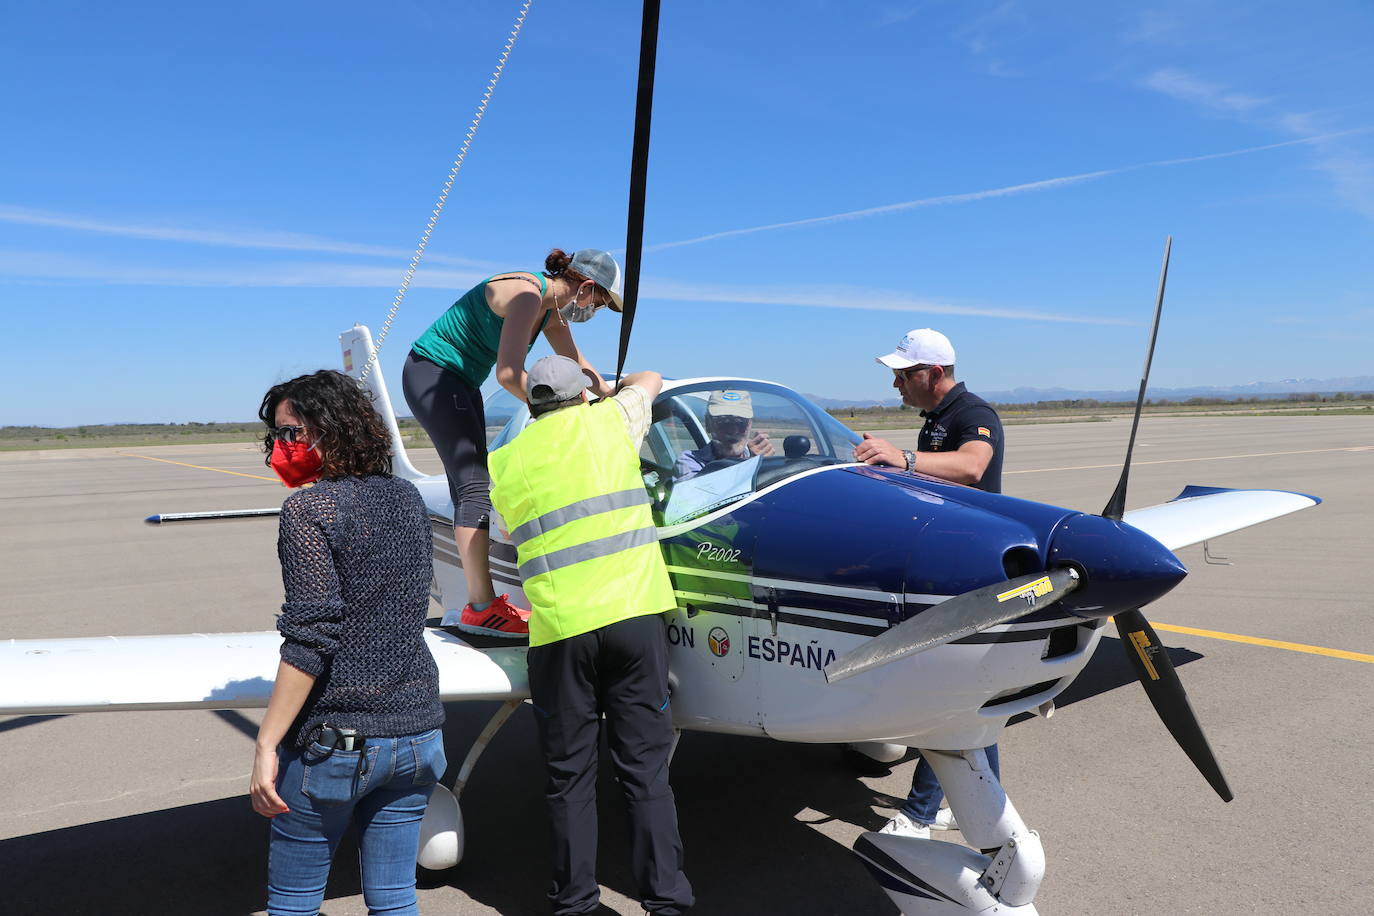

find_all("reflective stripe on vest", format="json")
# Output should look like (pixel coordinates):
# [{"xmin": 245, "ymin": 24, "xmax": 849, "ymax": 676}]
[
  {"xmin": 508, "ymin": 487, "xmax": 650, "ymax": 547},
  {"xmin": 518, "ymin": 525, "xmax": 658, "ymax": 579},
  {"xmin": 488, "ymin": 399, "xmax": 677, "ymax": 646}
]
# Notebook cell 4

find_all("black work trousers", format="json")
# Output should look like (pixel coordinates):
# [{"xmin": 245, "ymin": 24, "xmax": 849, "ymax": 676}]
[{"xmin": 526, "ymin": 613, "xmax": 693, "ymax": 916}]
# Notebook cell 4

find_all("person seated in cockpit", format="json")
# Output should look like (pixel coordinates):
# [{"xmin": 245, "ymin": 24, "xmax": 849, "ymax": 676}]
[{"xmin": 674, "ymin": 390, "xmax": 775, "ymax": 480}]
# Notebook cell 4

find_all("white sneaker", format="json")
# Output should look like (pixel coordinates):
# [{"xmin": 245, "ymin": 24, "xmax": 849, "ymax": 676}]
[
  {"xmin": 878, "ymin": 813, "xmax": 931, "ymax": 839},
  {"xmin": 932, "ymin": 807, "xmax": 958, "ymax": 831}
]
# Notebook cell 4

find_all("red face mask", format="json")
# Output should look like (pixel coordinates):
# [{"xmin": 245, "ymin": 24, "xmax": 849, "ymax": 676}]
[{"xmin": 270, "ymin": 439, "xmax": 323, "ymax": 487}]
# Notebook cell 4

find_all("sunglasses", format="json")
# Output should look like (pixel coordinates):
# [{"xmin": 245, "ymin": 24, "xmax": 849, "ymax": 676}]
[
  {"xmin": 894, "ymin": 365, "xmax": 935, "ymax": 381},
  {"xmin": 270, "ymin": 425, "xmax": 307, "ymax": 443},
  {"xmin": 710, "ymin": 415, "xmax": 750, "ymax": 430}
]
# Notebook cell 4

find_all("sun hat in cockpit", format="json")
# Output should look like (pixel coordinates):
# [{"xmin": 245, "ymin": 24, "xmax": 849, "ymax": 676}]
[{"xmin": 706, "ymin": 390, "xmax": 753, "ymax": 419}]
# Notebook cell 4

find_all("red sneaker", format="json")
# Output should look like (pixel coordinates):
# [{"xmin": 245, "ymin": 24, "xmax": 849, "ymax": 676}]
[{"xmin": 456, "ymin": 593, "xmax": 530, "ymax": 639}]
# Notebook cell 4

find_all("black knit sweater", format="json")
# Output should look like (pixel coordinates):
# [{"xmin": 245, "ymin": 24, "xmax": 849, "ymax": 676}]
[{"xmin": 276, "ymin": 475, "xmax": 443, "ymax": 747}]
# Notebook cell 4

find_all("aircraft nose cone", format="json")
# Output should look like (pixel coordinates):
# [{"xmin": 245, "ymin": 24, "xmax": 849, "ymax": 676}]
[{"xmin": 1048, "ymin": 513, "xmax": 1187, "ymax": 619}]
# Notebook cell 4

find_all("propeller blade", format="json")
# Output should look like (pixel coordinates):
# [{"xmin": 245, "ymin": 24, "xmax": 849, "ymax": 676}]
[
  {"xmin": 824, "ymin": 568, "xmax": 1079, "ymax": 684},
  {"xmin": 1102, "ymin": 235, "xmax": 1171, "ymax": 521},
  {"xmin": 1114, "ymin": 608, "xmax": 1233, "ymax": 802},
  {"xmin": 613, "ymin": 0, "xmax": 661, "ymax": 388}
]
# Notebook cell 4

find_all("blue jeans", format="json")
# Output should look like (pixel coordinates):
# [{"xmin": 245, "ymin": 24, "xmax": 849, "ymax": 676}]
[
  {"xmin": 267, "ymin": 728, "xmax": 447, "ymax": 916},
  {"xmin": 901, "ymin": 744, "xmax": 1000, "ymax": 825}
]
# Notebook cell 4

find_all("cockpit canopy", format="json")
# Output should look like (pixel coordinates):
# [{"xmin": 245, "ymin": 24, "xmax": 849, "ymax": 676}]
[{"xmin": 485, "ymin": 379, "xmax": 861, "ymax": 525}]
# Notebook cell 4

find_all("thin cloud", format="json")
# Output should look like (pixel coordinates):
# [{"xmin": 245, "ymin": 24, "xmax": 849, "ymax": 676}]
[
  {"xmin": 1279, "ymin": 113, "xmax": 1374, "ymax": 220},
  {"xmin": 646, "ymin": 280, "xmax": 1133, "ymax": 325},
  {"xmin": 1141, "ymin": 68, "xmax": 1268, "ymax": 114},
  {"xmin": 0, "ymin": 248, "xmax": 1126, "ymax": 325},
  {"xmin": 0, "ymin": 249, "xmax": 487, "ymax": 289},
  {"xmin": 877, "ymin": 4, "xmax": 921, "ymax": 27},
  {"xmin": 959, "ymin": 0, "xmax": 1027, "ymax": 78},
  {"xmin": 647, "ymin": 131, "xmax": 1367, "ymax": 252},
  {"xmin": 1138, "ymin": 67, "xmax": 1374, "ymax": 220},
  {"xmin": 0, "ymin": 204, "xmax": 499, "ymax": 269}
]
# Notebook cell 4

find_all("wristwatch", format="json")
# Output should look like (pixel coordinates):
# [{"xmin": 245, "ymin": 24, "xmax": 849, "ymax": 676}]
[{"xmin": 901, "ymin": 449, "xmax": 917, "ymax": 472}]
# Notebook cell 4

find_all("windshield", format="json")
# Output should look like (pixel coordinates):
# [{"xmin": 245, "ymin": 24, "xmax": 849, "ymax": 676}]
[
  {"xmin": 485, "ymin": 380, "xmax": 860, "ymax": 527},
  {"xmin": 484, "ymin": 386, "xmax": 524, "ymax": 451},
  {"xmin": 641, "ymin": 382, "xmax": 859, "ymax": 525}
]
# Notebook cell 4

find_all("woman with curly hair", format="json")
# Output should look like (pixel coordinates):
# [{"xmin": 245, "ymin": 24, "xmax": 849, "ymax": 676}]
[
  {"xmin": 402, "ymin": 247, "xmax": 623, "ymax": 639},
  {"xmin": 249, "ymin": 369, "xmax": 445, "ymax": 916}
]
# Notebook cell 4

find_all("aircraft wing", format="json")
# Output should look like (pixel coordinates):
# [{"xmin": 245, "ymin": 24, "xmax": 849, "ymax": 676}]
[
  {"xmin": 1123, "ymin": 485, "xmax": 1320, "ymax": 552},
  {"xmin": 0, "ymin": 629, "xmax": 528, "ymax": 716}
]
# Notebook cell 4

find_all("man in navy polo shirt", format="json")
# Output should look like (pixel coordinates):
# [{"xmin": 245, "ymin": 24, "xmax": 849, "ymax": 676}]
[
  {"xmin": 853, "ymin": 327, "xmax": 1005, "ymax": 840},
  {"xmin": 854, "ymin": 327, "xmax": 1003, "ymax": 491}
]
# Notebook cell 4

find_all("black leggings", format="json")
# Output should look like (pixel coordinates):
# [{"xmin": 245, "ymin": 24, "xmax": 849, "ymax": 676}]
[{"xmin": 401, "ymin": 351, "xmax": 491, "ymax": 529}]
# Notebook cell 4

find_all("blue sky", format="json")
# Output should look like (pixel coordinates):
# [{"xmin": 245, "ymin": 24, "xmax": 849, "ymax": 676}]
[{"xmin": 2, "ymin": 0, "xmax": 1372, "ymax": 425}]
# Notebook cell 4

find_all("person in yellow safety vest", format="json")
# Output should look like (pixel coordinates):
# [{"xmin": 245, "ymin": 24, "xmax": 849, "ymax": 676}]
[{"xmin": 488, "ymin": 355, "xmax": 693, "ymax": 916}]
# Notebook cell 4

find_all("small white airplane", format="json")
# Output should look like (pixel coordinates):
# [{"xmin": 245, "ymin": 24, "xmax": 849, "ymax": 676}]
[{"xmin": 0, "ymin": 324, "xmax": 1319, "ymax": 914}]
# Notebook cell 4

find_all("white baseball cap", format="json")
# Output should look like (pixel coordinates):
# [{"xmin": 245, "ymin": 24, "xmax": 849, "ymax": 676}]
[
  {"xmin": 875, "ymin": 328, "xmax": 956, "ymax": 369},
  {"xmin": 567, "ymin": 249, "xmax": 624, "ymax": 312}
]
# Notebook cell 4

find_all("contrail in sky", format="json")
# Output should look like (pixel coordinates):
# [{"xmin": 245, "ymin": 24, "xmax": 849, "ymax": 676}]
[
  {"xmin": 3, "ymin": 129, "xmax": 1366, "ymax": 264},
  {"xmin": 0, "ymin": 204, "xmax": 495, "ymax": 269},
  {"xmin": 645, "ymin": 129, "xmax": 1373, "ymax": 252}
]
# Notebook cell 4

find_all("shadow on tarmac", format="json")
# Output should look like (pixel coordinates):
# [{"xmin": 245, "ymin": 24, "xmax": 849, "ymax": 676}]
[
  {"xmin": 0, "ymin": 701, "xmax": 900, "ymax": 915},
  {"xmin": 0, "ymin": 637, "xmax": 1207, "ymax": 915},
  {"xmin": 1006, "ymin": 633, "xmax": 1204, "ymax": 727},
  {"xmin": 0, "ymin": 714, "xmax": 66, "ymax": 735}
]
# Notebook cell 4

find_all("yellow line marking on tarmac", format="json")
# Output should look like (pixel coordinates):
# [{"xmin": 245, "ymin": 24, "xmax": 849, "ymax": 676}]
[
  {"xmin": 1009, "ymin": 445, "xmax": 1369, "ymax": 475},
  {"xmin": 117, "ymin": 452, "xmax": 279, "ymax": 482},
  {"xmin": 1136, "ymin": 620, "xmax": 1374, "ymax": 664}
]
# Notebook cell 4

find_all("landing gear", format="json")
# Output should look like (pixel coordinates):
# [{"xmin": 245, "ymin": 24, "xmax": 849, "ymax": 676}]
[
  {"xmin": 853, "ymin": 747, "xmax": 1045, "ymax": 915},
  {"xmin": 417, "ymin": 698, "xmax": 522, "ymax": 870}
]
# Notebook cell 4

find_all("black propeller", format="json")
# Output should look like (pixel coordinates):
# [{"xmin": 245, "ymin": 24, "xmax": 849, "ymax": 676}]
[
  {"xmin": 1114, "ymin": 608, "xmax": 1233, "ymax": 801},
  {"xmin": 824, "ymin": 568, "xmax": 1080, "ymax": 683},
  {"xmin": 824, "ymin": 236, "xmax": 1233, "ymax": 801},
  {"xmin": 613, "ymin": 0, "xmax": 660, "ymax": 390},
  {"xmin": 1102, "ymin": 235, "xmax": 1170, "ymax": 522},
  {"xmin": 1096, "ymin": 236, "xmax": 1231, "ymax": 801}
]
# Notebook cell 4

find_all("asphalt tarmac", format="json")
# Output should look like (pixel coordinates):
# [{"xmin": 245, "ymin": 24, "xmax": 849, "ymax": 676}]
[{"xmin": 2, "ymin": 414, "xmax": 1372, "ymax": 915}]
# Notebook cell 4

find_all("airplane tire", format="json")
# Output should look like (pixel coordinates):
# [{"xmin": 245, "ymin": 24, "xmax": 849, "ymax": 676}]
[{"xmin": 416, "ymin": 783, "xmax": 464, "ymax": 870}]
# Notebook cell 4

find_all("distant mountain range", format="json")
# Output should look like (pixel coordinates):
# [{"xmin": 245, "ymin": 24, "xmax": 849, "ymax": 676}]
[{"xmin": 805, "ymin": 375, "xmax": 1374, "ymax": 409}]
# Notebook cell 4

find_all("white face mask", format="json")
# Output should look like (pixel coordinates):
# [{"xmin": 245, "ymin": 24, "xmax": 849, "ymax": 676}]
[{"xmin": 559, "ymin": 286, "xmax": 600, "ymax": 323}]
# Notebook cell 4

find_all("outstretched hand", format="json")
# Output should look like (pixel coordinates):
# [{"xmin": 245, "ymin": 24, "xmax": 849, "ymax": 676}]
[{"xmin": 853, "ymin": 432, "xmax": 904, "ymax": 468}]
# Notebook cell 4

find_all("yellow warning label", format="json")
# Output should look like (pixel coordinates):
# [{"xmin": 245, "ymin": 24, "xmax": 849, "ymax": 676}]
[
  {"xmin": 1128, "ymin": 630, "xmax": 1161, "ymax": 680},
  {"xmin": 996, "ymin": 576, "xmax": 1054, "ymax": 604}
]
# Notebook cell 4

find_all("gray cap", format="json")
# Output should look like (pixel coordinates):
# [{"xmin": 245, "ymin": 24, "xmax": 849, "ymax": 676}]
[
  {"xmin": 527, "ymin": 355, "xmax": 590, "ymax": 406},
  {"xmin": 567, "ymin": 249, "xmax": 624, "ymax": 312}
]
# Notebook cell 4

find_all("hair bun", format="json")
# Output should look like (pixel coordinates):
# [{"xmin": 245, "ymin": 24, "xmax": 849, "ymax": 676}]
[{"xmin": 544, "ymin": 248, "xmax": 572, "ymax": 276}]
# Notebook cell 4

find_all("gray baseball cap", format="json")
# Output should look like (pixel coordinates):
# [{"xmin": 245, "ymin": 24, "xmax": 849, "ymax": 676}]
[
  {"xmin": 567, "ymin": 249, "xmax": 624, "ymax": 312},
  {"xmin": 527, "ymin": 355, "xmax": 590, "ymax": 406}
]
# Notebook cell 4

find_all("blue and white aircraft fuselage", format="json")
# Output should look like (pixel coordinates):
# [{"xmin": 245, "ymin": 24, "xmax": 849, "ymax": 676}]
[{"xmin": 0, "ymin": 325, "xmax": 1320, "ymax": 915}]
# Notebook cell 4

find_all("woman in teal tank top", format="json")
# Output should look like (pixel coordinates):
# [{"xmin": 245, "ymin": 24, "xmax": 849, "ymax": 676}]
[{"xmin": 401, "ymin": 247, "xmax": 623, "ymax": 638}]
